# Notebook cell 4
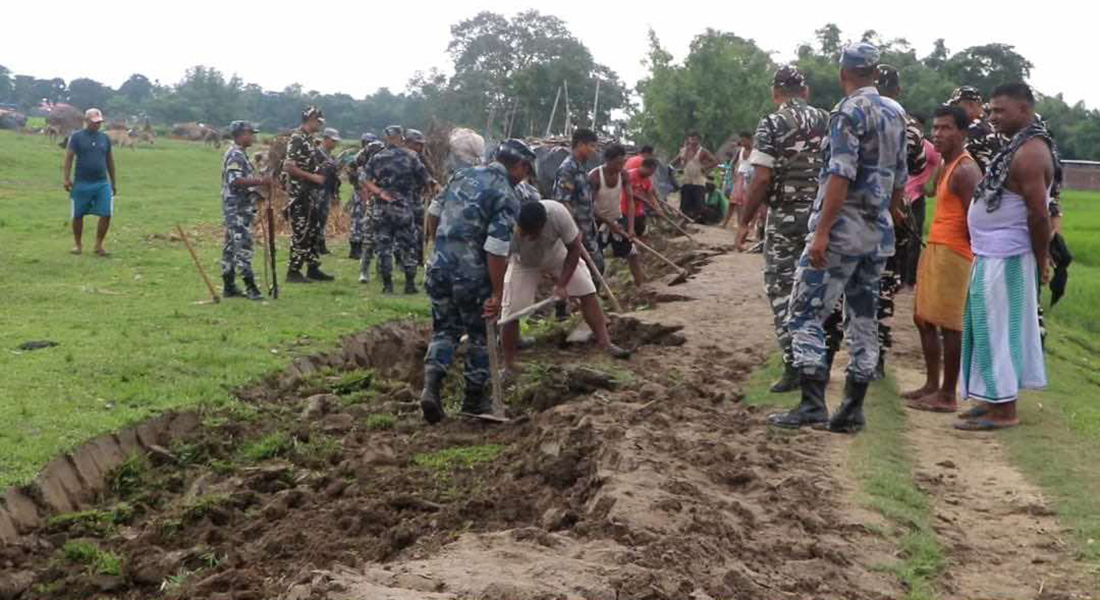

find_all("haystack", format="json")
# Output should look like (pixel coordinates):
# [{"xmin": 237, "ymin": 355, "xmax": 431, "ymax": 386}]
[
  {"xmin": 46, "ymin": 104, "xmax": 83, "ymax": 135},
  {"xmin": 171, "ymin": 122, "xmax": 215, "ymax": 141},
  {"xmin": 0, "ymin": 110, "xmax": 27, "ymax": 130}
]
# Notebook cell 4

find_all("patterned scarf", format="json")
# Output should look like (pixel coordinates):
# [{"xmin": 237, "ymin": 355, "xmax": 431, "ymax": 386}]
[{"xmin": 974, "ymin": 118, "xmax": 1063, "ymax": 213}]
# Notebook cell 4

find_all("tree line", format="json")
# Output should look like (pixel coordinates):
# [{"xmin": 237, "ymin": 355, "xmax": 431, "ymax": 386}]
[
  {"xmin": 633, "ymin": 25, "xmax": 1100, "ymax": 160},
  {"xmin": 1, "ymin": 18, "xmax": 1097, "ymax": 160}
]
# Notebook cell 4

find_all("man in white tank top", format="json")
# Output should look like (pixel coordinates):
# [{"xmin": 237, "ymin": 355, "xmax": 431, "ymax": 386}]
[
  {"xmin": 956, "ymin": 83, "xmax": 1054, "ymax": 432},
  {"xmin": 588, "ymin": 144, "xmax": 645, "ymax": 286}
]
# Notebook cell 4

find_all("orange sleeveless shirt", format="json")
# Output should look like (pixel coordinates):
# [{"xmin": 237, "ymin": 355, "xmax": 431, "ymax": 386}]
[{"xmin": 927, "ymin": 152, "xmax": 975, "ymax": 261}]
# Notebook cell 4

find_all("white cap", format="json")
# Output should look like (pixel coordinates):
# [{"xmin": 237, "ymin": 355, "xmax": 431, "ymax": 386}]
[{"xmin": 84, "ymin": 108, "xmax": 104, "ymax": 123}]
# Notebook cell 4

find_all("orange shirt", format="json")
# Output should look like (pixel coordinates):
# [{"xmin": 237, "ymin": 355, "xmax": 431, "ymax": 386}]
[{"xmin": 927, "ymin": 152, "xmax": 976, "ymax": 261}]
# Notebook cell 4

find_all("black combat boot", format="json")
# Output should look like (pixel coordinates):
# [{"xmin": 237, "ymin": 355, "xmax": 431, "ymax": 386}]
[
  {"xmin": 770, "ymin": 362, "xmax": 800, "ymax": 393},
  {"xmin": 222, "ymin": 273, "xmax": 243, "ymax": 298},
  {"xmin": 767, "ymin": 375, "xmax": 829, "ymax": 429},
  {"xmin": 307, "ymin": 264, "xmax": 335, "ymax": 281},
  {"xmin": 420, "ymin": 367, "xmax": 446, "ymax": 425},
  {"xmin": 242, "ymin": 276, "xmax": 263, "ymax": 301},
  {"xmin": 381, "ymin": 273, "xmax": 394, "ymax": 294},
  {"xmin": 404, "ymin": 269, "xmax": 419, "ymax": 295},
  {"xmin": 461, "ymin": 382, "xmax": 492, "ymax": 416},
  {"xmin": 348, "ymin": 242, "xmax": 362, "ymax": 260},
  {"xmin": 319, "ymin": 239, "xmax": 330, "ymax": 255},
  {"xmin": 828, "ymin": 377, "xmax": 869, "ymax": 434},
  {"xmin": 286, "ymin": 269, "xmax": 312, "ymax": 284}
]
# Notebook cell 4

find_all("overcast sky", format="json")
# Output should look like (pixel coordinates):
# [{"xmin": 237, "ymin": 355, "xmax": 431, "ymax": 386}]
[{"xmin": 3, "ymin": 0, "xmax": 1094, "ymax": 108}]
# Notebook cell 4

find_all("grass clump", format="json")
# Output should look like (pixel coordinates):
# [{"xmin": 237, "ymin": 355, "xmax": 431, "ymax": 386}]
[
  {"xmin": 47, "ymin": 503, "xmax": 134, "ymax": 535},
  {"xmin": 182, "ymin": 494, "xmax": 231, "ymax": 523},
  {"xmin": 331, "ymin": 369, "xmax": 374, "ymax": 395},
  {"xmin": 110, "ymin": 453, "xmax": 151, "ymax": 498},
  {"xmin": 236, "ymin": 432, "xmax": 291, "ymax": 463},
  {"xmin": 365, "ymin": 414, "xmax": 396, "ymax": 431},
  {"xmin": 62, "ymin": 540, "xmax": 124, "ymax": 576},
  {"xmin": 413, "ymin": 444, "xmax": 505, "ymax": 472}
]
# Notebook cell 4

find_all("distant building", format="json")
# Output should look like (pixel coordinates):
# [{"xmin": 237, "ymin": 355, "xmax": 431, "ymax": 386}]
[{"xmin": 1063, "ymin": 160, "xmax": 1100, "ymax": 192}]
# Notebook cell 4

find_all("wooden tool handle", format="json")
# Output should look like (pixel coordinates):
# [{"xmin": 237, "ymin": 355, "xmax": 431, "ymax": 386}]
[{"xmin": 176, "ymin": 224, "xmax": 220, "ymax": 304}]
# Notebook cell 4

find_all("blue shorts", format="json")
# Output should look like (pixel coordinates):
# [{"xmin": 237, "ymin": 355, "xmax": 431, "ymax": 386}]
[{"xmin": 71, "ymin": 181, "xmax": 113, "ymax": 219}]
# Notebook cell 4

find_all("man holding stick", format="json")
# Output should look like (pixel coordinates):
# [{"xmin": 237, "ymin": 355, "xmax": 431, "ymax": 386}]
[
  {"xmin": 501, "ymin": 201, "xmax": 631, "ymax": 373},
  {"xmin": 220, "ymin": 121, "xmax": 269, "ymax": 301}
]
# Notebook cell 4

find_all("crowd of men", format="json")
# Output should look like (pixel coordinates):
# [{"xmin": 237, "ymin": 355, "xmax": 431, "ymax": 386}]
[
  {"xmin": 61, "ymin": 40, "xmax": 1060, "ymax": 431},
  {"xmin": 732, "ymin": 42, "xmax": 1060, "ymax": 434}
]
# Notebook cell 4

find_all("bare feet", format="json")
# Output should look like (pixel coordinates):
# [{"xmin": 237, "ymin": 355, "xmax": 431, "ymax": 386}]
[
  {"xmin": 901, "ymin": 384, "xmax": 938, "ymax": 400},
  {"xmin": 905, "ymin": 390, "xmax": 958, "ymax": 413},
  {"xmin": 95, "ymin": 248, "xmax": 110, "ymax": 257},
  {"xmin": 70, "ymin": 247, "xmax": 82, "ymax": 255}
]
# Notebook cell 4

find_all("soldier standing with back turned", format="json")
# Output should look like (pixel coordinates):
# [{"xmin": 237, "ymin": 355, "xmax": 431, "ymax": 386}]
[
  {"xmin": 361, "ymin": 125, "xmax": 431, "ymax": 294},
  {"xmin": 737, "ymin": 65, "xmax": 844, "ymax": 393}
]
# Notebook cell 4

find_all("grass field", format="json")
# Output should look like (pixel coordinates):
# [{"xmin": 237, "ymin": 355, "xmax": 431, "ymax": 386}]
[{"xmin": 0, "ymin": 130, "xmax": 428, "ymax": 487}]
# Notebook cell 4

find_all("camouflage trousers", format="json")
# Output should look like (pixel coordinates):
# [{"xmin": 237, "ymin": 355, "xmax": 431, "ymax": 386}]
[
  {"xmin": 287, "ymin": 191, "xmax": 321, "ymax": 271},
  {"xmin": 424, "ymin": 270, "xmax": 491, "ymax": 389},
  {"xmin": 396, "ymin": 199, "xmax": 426, "ymax": 268},
  {"xmin": 375, "ymin": 201, "xmax": 419, "ymax": 278},
  {"xmin": 315, "ymin": 192, "xmax": 333, "ymax": 249},
  {"xmin": 578, "ymin": 217, "xmax": 605, "ymax": 280},
  {"xmin": 221, "ymin": 195, "xmax": 255, "ymax": 279},
  {"xmin": 877, "ymin": 253, "xmax": 901, "ymax": 356},
  {"xmin": 764, "ymin": 203, "xmax": 843, "ymax": 365},
  {"xmin": 357, "ymin": 198, "xmax": 377, "ymax": 276},
  {"xmin": 788, "ymin": 252, "xmax": 886, "ymax": 383},
  {"xmin": 348, "ymin": 191, "xmax": 370, "ymax": 244}
]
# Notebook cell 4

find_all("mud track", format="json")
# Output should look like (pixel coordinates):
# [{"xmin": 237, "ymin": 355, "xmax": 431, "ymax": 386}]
[{"xmin": 3, "ymin": 226, "xmax": 900, "ymax": 600}]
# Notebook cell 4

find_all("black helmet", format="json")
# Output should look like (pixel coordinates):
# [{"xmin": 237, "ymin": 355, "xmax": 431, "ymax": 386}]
[
  {"xmin": 496, "ymin": 138, "xmax": 536, "ymax": 170},
  {"xmin": 360, "ymin": 132, "xmax": 379, "ymax": 146},
  {"xmin": 383, "ymin": 125, "xmax": 404, "ymax": 138}
]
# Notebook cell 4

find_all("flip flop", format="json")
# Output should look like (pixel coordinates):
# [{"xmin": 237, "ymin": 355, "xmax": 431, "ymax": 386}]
[
  {"xmin": 954, "ymin": 419, "xmax": 1019, "ymax": 431},
  {"xmin": 957, "ymin": 405, "xmax": 991, "ymax": 420},
  {"xmin": 95, "ymin": 249, "xmax": 111, "ymax": 257},
  {"xmin": 905, "ymin": 398, "xmax": 958, "ymax": 413}
]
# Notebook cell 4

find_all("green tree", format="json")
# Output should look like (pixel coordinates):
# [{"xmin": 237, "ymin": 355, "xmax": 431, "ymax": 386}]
[
  {"xmin": 119, "ymin": 74, "xmax": 153, "ymax": 104},
  {"xmin": 943, "ymin": 44, "xmax": 1033, "ymax": 98},
  {"xmin": 67, "ymin": 78, "xmax": 113, "ymax": 111},
  {"xmin": 634, "ymin": 29, "xmax": 774, "ymax": 153},
  {"xmin": 0, "ymin": 65, "xmax": 12, "ymax": 103}
]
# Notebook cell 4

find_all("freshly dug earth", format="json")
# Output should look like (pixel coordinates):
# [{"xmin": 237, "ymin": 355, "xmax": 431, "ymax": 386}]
[{"xmin": 0, "ymin": 226, "xmax": 901, "ymax": 600}]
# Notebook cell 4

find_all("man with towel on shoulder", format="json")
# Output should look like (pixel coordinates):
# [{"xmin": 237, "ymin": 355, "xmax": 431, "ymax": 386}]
[{"xmin": 955, "ymin": 83, "xmax": 1056, "ymax": 431}]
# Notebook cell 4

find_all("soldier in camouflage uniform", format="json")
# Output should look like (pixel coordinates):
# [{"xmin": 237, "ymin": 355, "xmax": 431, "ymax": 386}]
[
  {"xmin": 875, "ymin": 65, "xmax": 929, "ymax": 379},
  {"xmin": 777, "ymin": 43, "xmax": 908, "ymax": 434},
  {"xmin": 220, "ymin": 121, "xmax": 268, "ymax": 301},
  {"xmin": 736, "ymin": 65, "xmax": 844, "ymax": 393},
  {"xmin": 313, "ymin": 127, "xmax": 342, "ymax": 256},
  {"xmin": 361, "ymin": 125, "xmax": 431, "ymax": 294},
  {"xmin": 419, "ymin": 139, "xmax": 532, "ymax": 424},
  {"xmin": 355, "ymin": 139, "xmax": 386, "ymax": 280},
  {"xmin": 347, "ymin": 133, "xmax": 378, "ymax": 260},
  {"xmin": 280, "ymin": 106, "xmax": 334, "ymax": 283},
  {"xmin": 402, "ymin": 129, "xmax": 438, "ymax": 268},
  {"xmin": 553, "ymin": 128, "xmax": 603, "ymax": 276},
  {"xmin": 949, "ymin": 87, "xmax": 1005, "ymax": 175}
]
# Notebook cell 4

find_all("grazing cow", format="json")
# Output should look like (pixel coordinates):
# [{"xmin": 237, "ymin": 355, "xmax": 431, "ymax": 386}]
[
  {"xmin": 106, "ymin": 129, "xmax": 135, "ymax": 150},
  {"xmin": 204, "ymin": 129, "xmax": 223, "ymax": 149}
]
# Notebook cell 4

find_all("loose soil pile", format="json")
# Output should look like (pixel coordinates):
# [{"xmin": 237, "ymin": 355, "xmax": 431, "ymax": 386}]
[{"xmin": 0, "ymin": 226, "xmax": 902, "ymax": 600}]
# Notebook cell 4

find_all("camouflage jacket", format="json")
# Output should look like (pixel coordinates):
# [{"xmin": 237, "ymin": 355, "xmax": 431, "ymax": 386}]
[
  {"xmin": 351, "ymin": 144, "xmax": 384, "ymax": 192},
  {"xmin": 812, "ymin": 86, "xmax": 908, "ymax": 258},
  {"xmin": 553, "ymin": 154, "xmax": 593, "ymax": 230},
  {"xmin": 904, "ymin": 114, "xmax": 928, "ymax": 176},
  {"xmin": 222, "ymin": 143, "xmax": 257, "ymax": 203},
  {"xmin": 749, "ymin": 98, "xmax": 828, "ymax": 206},
  {"xmin": 429, "ymin": 162, "xmax": 521, "ymax": 287},
  {"xmin": 279, "ymin": 128, "xmax": 321, "ymax": 198},
  {"xmin": 363, "ymin": 144, "xmax": 431, "ymax": 207},
  {"xmin": 966, "ymin": 118, "xmax": 1006, "ymax": 175},
  {"xmin": 517, "ymin": 181, "xmax": 541, "ymax": 203}
]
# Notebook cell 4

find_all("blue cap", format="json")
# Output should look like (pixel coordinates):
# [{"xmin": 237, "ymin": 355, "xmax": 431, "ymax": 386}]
[
  {"xmin": 229, "ymin": 120, "xmax": 258, "ymax": 137},
  {"xmin": 840, "ymin": 42, "xmax": 881, "ymax": 70}
]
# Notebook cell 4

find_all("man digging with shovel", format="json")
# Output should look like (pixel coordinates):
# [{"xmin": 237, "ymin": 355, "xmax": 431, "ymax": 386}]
[{"xmin": 501, "ymin": 200, "xmax": 631, "ymax": 375}]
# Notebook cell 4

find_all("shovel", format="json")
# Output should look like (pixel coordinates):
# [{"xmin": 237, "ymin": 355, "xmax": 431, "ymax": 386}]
[
  {"xmin": 633, "ymin": 238, "xmax": 691, "ymax": 285},
  {"xmin": 578, "ymin": 244, "xmax": 623, "ymax": 313}
]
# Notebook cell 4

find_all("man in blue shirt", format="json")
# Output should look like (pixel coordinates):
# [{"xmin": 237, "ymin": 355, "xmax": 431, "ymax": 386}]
[
  {"xmin": 773, "ymin": 43, "xmax": 908, "ymax": 434},
  {"xmin": 63, "ymin": 108, "xmax": 117, "ymax": 256}
]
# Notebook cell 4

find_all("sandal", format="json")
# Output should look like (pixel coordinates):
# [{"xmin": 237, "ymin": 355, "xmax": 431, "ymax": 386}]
[{"xmin": 954, "ymin": 419, "xmax": 1019, "ymax": 431}]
